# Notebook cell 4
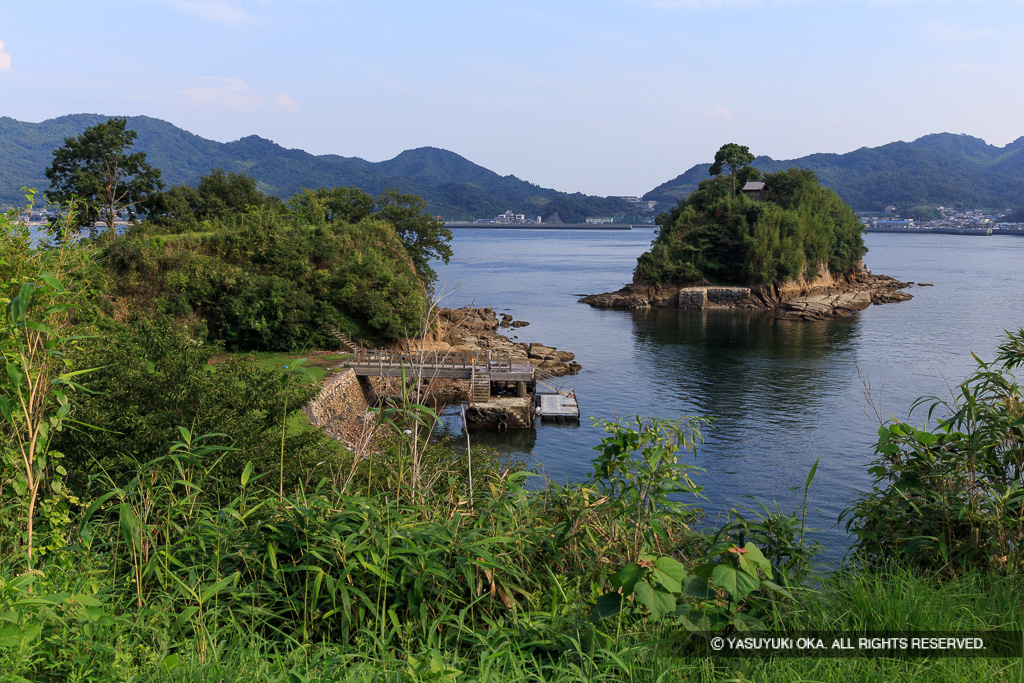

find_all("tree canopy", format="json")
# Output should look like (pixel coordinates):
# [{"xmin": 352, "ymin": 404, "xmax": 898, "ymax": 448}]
[
  {"xmin": 44, "ymin": 117, "xmax": 163, "ymax": 235},
  {"xmin": 709, "ymin": 143, "xmax": 756, "ymax": 197},
  {"xmin": 150, "ymin": 168, "xmax": 280, "ymax": 227}
]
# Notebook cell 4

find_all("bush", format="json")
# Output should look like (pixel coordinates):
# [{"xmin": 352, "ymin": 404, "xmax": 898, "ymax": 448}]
[{"xmin": 844, "ymin": 329, "xmax": 1024, "ymax": 573}]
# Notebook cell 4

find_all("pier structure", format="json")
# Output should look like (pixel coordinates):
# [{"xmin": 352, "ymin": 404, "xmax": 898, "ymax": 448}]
[{"xmin": 346, "ymin": 348, "xmax": 578, "ymax": 429}]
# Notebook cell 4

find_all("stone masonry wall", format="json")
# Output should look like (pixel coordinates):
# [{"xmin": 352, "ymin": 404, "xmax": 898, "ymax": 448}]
[
  {"xmin": 304, "ymin": 369, "xmax": 372, "ymax": 449},
  {"xmin": 678, "ymin": 286, "xmax": 753, "ymax": 309}
]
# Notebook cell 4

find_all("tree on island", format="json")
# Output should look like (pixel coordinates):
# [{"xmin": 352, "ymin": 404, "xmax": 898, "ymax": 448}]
[
  {"xmin": 45, "ymin": 117, "xmax": 163, "ymax": 236},
  {"xmin": 709, "ymin": 143, "xmax": 756, "ymax": 197},
  {"xmin": 375, "ymin": 188, "xmax": 453, "ymax": 283},
  {"xmin": 150, "ymin": 168, "xmax": 281, "ymax": 228}
]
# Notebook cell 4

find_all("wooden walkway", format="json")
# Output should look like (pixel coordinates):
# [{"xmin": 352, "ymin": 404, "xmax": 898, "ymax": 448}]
[{"xmin": 346, "ymin": 349, "xmax": 534, "ymax": 383}]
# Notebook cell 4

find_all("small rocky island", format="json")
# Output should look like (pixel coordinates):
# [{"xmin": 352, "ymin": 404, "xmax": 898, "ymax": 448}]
[
  {"xmin": 582, "ymin": 145, "xmax": 915, "ymax": 321},
  {"xmin": 580, "ymin": 269, "xmax": 913, "ymax": 321}
]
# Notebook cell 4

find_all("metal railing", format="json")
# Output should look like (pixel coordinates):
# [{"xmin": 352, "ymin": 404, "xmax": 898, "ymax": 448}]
[{"xmin": 349, "ymin": 349, "xmax": 517, "ymax": 372}]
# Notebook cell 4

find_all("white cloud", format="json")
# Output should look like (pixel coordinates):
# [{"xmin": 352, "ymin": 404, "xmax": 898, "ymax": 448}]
[
  {"xmin": 274, "ymin": 93, "xmax": 300, "ymax": 114},
  {"xmin": 0, "ymin": 40, "xmax": 11, "ymax": 72},
  {"xmin": 165, "ymin": 1, "xmax": 254, "ymax": 25},
  {"xmin": 180, "ymin": 77, "xmax": 302, "ymax": 115},
  {"xmin": 181, "ymin": 76, "xmax": 265, "ymax": 111},
  {"xmin": 919, "ymin": 20, "xmax": 997, "ymax": 45},
  {"xmin": 705, "ymin": 103, "xmax": 733, "ymax": 120},
  {"xmin": 948, "ymin": 62, "xmax": 1001, "ymax": 71}
]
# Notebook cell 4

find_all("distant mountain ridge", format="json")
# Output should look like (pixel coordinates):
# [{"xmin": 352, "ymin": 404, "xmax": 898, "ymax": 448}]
[
  {"xmin": 645, "ymin": 133, "xmax": 1024, "ymax": 211},
  {"xmin": 0, "ymin": 114, "xmax": 631, "ymax": 222},
  {"xmin": 4, "ymin": 115, "xmax": 1022, "ymax": 218}
]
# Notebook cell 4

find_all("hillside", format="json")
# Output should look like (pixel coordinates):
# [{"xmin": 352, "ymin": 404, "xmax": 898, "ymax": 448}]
[
  {"xmin": 645, "ymin": 133, "xmax": 1024, "ymax": 211},
  {"xmin": 0, "ymin": 114, "xmax": 631, "ymax": 221}
]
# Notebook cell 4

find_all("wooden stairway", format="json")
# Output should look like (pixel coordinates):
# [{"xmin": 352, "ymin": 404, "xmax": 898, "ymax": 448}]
[
  {"xmin": 470, "ymin": 365, "xmax": 491, "ymax": 404},
  {"xmin": 326, "ymin": 325, "xmax": 360, "ymax": 354}
]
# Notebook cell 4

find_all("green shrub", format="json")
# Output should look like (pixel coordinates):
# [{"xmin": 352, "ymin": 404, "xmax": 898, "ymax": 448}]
[{"xmin": 844, "ymin": 329, "xmax": 1024, "ymax": 574}]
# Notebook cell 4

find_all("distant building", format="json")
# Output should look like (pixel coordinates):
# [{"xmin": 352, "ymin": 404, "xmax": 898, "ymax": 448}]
[
  {"xmin": 741, "ymin": 180, "xmax": 766, "ymax": 201},
  {"xmin": 585, "ymin": 217, "xmax": 616, "ymax": 224}
]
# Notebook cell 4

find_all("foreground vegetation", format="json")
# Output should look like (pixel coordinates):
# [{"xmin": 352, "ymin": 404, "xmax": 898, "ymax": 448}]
[{"xmin": 3, "ymin": 187, "xmax": 1024, "ymax": 680}]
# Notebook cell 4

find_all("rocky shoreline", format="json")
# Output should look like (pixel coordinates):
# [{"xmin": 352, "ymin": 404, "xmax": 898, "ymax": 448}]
[
  {"xmin": 433, "ymin": 307, "xmax": 581, "ymax": 377},
  {"xmin": 579, "ymin": 269, "xmax": 915, "ymax": 321},
  {"xmin": 365, "ymin": 306, "xmax": 581, "ymax": 405}
]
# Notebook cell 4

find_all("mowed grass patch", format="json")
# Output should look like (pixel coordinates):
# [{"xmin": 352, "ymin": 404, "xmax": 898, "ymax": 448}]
[{"xmin": 210, "ymin": 350, "xmax": 354, "ymax": 383}]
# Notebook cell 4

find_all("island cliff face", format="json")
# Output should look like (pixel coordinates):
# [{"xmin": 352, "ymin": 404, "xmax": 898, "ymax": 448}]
[{"xmin": 579, "ymin": 268, "xmax": 913, "ymax": 321}]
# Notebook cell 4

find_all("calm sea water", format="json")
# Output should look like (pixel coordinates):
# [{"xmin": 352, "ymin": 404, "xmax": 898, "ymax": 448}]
[{"xmin": 432, "ymin": 229, "xmax": 1024, "ymax": 560}]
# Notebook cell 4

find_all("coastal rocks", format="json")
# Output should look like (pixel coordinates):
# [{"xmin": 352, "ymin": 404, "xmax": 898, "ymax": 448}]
[
  {"xmin": 578, "ymin": 285, "xmax": 680, "ymax": 309},
  {"xmin": 527, "ymin": 342, "xmax": 581, "ymax": 377},
  {"xmin": 437, "ymin": 307, "xmax": 581, "ymax": 377},
  {"xmin": 775, "ymin": 273, "xmax": 913, "ymax": 320},
  {"xmin": 439, "ymin": 306, "xmax": 500, "ymax": 332},
  {"xmin": 581, "ymin": 270, "xmax": 914, "ymax": 321}
]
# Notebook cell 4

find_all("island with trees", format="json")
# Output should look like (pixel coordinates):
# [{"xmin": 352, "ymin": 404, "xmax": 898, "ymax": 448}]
[{"xmin": 582, "ymin": 144, "xmax": 914, "ymax": 319}]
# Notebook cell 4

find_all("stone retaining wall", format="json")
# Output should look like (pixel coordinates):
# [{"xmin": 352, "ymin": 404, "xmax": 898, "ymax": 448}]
[
  {"xmin": 304, "ymin": 369, "xmax": 372, "ymax": 449},
  {"xmin": 678, "ymin": 286, "xmax": 753, "ymax": 309}
]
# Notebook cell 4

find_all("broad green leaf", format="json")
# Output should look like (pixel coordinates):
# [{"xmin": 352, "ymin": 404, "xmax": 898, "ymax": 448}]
[
  {"xmin": 25, "ymin": 320, "xmax": 57, "ymax": 337},
  {"xmin": 73, "ymin": 595, "xmax": 102, "ymax": 607},
  {"xmin": 13, "ymin": 282, "xmax": 34, "ymax": 321},
  {"xmin": 684, "ymin": 576, "xmax": 715, "ymax": 600},
  {"xmin": 613, "ymin": 562, "xmax": 642, "ymax": 595},
  {"xmin": 268, "ymin": 541, "xmax": 279, "ymax": 571},
  {"xmin": 161, "ymin": 654, "xmax": 180, "ymax": 673},
  {"xmin": 633, "ymin": 580, "xmax": 675, "ymax": 620},
  {"xmin": 741, "ymin": 543, "xmax": 772, "ymax": 575},
  {"xmin": 38, "ymin": 274, "xmax": 66, "ymax": 293},
  {"xmin": 758, "ymin": 579, "xmax": 793, "ymax": 599},
  {"xmin": 589, "ymin": 592, "xmax": 622, "ymax": 620},
  {"xmin": 712, "ymin": 565, "xmax": 759, "ymax": 603},
  {"xmin": 732, "ymin": 611, "xmax": 766, "ymax": 632},
  {"xmin": 199, "ymin": 572, "xmax": 240, "ymax": 604},
  {"xmin": 804, "ymin": 457, "xmax": 819, "ymax": 491},
  {"xmin": 653, "ymin": 556, "xmax": 687, "ymax": 593},
  {"xmin": 6, "ymin": 362, "xmax": 25, "ymax": 387}
]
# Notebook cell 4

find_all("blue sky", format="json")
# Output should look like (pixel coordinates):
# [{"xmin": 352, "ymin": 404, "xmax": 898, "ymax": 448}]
[{"xmin": 1, "ymin": 0, "xmax": 1022, "ymax": 196}]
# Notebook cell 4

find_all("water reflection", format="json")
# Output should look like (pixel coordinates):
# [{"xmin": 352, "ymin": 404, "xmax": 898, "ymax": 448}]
[{"xmin": 628, "ymin": 309, "xmax": 861, "ymax": 427}]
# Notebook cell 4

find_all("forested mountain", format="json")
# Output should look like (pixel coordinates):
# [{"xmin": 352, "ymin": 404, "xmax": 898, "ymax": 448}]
[
  {"xmin": 645, "ymin": 133, "xmax": 1024, "ymax": 211},
  {"xmin": 0, "ymin": 114, "xmax": 630, "ymax": 221}
]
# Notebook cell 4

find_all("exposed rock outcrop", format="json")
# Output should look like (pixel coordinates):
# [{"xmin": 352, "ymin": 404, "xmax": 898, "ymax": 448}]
[
  {"xmin": 579, "ymin": 269, "xmax": 913, "ymax": 320},
  {"xmin": 436, "ymin": 308, "xmax": 580, "ymax": 377}
]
